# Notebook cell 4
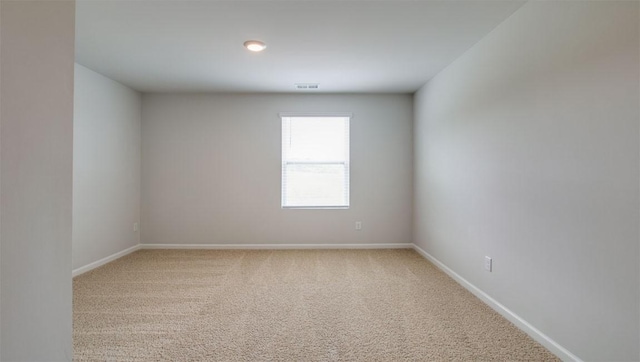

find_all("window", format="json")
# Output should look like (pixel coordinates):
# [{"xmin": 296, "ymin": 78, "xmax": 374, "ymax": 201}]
[{"xmin": 281, "ymin": 114, "xmax": 351, "ymax": 208}]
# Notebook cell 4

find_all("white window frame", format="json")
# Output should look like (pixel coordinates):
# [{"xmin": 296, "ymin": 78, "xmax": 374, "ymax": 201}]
[{"xmin": 280, "ymin": 112, "xmax": 352, "ymax": 209}]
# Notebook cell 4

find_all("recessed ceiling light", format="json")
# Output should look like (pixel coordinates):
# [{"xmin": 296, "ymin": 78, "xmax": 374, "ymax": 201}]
[{"xmin": 244, "ymin": 40, "xmax": 266, "ymax": 52}]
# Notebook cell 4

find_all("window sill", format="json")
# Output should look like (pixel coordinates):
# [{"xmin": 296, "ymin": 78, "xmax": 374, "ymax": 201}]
[{"xmin": 282, "ymin": 206, "xmax": 349, "ymax": 210}]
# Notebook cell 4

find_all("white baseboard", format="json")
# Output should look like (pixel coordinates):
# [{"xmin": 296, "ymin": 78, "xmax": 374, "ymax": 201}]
[
  {"xmin": 140, "ymin": 243, "xmax": 413, "ymax": 250},
  {"xmin": 72, "ymin": 244, "xmax": 141, "ymax": 277},
  {"xmin": 411, "ymin": 243, "xmax": 581, "ymax": 362}
]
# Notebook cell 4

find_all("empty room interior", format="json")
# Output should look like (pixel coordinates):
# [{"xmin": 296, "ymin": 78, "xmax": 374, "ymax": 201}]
[{"xmin": 1, "ymin": 0, "xmax": 639, "ymax": 361}]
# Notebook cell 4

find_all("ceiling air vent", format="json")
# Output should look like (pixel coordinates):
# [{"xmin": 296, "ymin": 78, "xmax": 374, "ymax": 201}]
[{"xmin": 295, "ymin": 83, "xmax": 319, "ymax": 90}]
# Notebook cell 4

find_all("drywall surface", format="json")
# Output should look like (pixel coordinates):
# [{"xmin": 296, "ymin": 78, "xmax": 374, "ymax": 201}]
[
  {"xmin": 73, "ymin": 64, "xmax": 141, "ymax": 270},
  {"xmin": 0, "ymin": 1, "xmax": 75, "ymax": 360},
  {"xmin": 413, "ymin": 1, "xmax": 639, "ymax": 360},
  {"xmin": 142, "ymin": 94, "xmax": 412, "ymax": 246}
]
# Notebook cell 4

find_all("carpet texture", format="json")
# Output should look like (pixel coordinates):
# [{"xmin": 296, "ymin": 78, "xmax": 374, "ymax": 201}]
[{"xmin": 73, "ymin": 249, "xmax": 558, "ymax": 361}]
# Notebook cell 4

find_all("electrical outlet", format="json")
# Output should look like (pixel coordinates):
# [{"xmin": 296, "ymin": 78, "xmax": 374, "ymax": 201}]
[
  {"xmin": 355, "ymin": 221, "xmax": 362, "ymax": 231},
  {"xmin": 134, "ymin": 222, "xmax": 139, "ymax": 232},
  {"xmin": 484, "ymin": 256, "xmax": 492, "ymax": 272}
]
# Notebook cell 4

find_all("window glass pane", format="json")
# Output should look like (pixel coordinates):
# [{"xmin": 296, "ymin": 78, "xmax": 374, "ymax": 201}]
[
  {"xmin": 286, "ymin": 117, "xmax": 347, "ymax": 161},
  {"xmin": 284, "ymin": 164, "xmax": 346, "ymax": 207}
]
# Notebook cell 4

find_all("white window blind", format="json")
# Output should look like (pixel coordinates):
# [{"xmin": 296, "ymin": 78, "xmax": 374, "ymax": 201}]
[{"xmin": 281, "ymin": 114, "xmax": 350, "ymax": 208}]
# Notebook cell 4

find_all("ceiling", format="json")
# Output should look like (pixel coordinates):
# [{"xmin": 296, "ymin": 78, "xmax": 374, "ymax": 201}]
[{"xmin": 75, "ymin": 0, "xmax": 525, "ymax": 93}]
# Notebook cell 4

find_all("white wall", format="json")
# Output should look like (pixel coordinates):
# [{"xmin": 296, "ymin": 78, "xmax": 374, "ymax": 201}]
[
  {"xmin": 413, "ymin": 1, "xmax": 639, "ymax": 361},
  {"xmin": 73, "ymin": 64, "xmax": 141, "ymax": 270},
  {"xmin": 142, "ymin": 94, "xmax": 412, "ymax": 246},
  {"xmin": 0, "ymin": 1, "xmax": 75, "ymax": 360}
]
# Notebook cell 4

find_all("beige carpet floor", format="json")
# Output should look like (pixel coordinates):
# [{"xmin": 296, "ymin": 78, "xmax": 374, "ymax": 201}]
[{"xmin": 73, "ymin": 249, "xmax": 558, "ymax": 361}]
